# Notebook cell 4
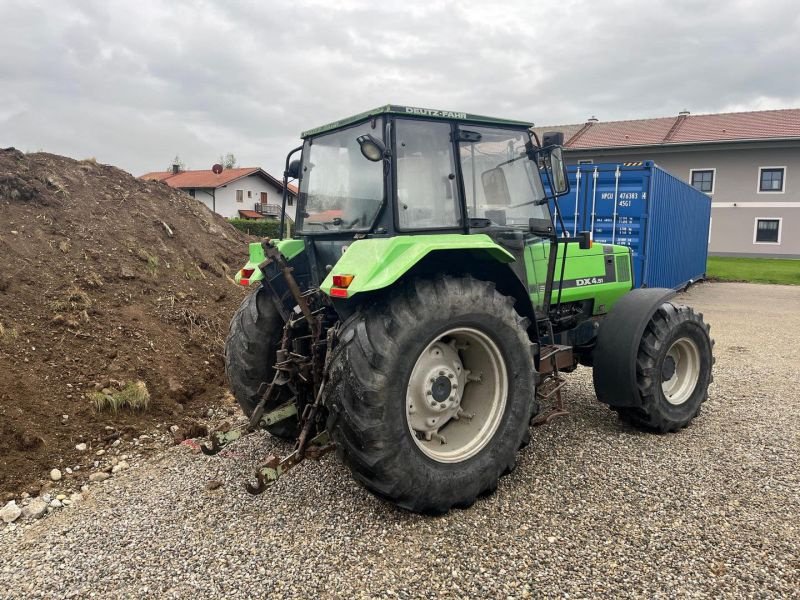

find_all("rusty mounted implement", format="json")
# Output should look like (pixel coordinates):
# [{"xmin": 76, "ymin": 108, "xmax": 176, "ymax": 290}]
[
  {"xmin": 215, "ymin": 105, "xmax": 714, "ymax": 514},
  {"xmin": 202, "ymin": 242, "xmax": 336, "ymax": 492}
]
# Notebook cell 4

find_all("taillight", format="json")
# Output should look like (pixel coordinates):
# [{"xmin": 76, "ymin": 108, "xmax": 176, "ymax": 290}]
[
  {"xmin": 332, "ymin": 274, "xmax": 354, "ymax": 288},
  {"xmin": 239, "ymin": 268, "xmax": 255, "ymax": 286},
  {"xmin": 330, "ymin": 287, "xmax": 348, "ymax": 298}
]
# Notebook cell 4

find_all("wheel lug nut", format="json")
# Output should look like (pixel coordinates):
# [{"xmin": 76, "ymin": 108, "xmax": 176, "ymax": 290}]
[
  {"xmin": 438, "ymin": 371, "xmax": 445, "ymax": 376},
  {"xmin": 448, "ymin": 373, "xmax": 454, "ymax": 379},
  {"xmin": 426, "ymin": 390, "xmax": 432, "ymax": 396}
]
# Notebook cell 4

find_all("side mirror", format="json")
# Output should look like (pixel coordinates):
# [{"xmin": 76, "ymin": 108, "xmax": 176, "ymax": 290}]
[
  {"xmin": 542, "ymin": 131, "xmax": 564, "ymax": 147},
  {"xmin": 548, "ymin": 147, "xmax": 569, "ymax": 195},
  {"xmin": 287, "ymin": 159, "xmax": 301, "ymax": 179},
  {"xmin": 577, "ymin": 230, "xmax": 592, "ymax": 250}
]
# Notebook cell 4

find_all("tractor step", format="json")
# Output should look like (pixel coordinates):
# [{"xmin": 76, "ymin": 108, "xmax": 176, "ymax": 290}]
[{"xmin": 538, "ymin": 344, "xmax": 574, "ymax": 374}]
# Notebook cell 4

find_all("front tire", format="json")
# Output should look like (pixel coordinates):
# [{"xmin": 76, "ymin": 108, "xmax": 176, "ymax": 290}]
[
  {"xmin": 224, "ymin": 287, "xmax": 298, "ymax": 439},
  {"xmin": 611, "ymin": 303, "xmax": 714, "ymax": 432},
  {"xmin": 326, "ymin": 277, "xmax": 537, "ymax": 514}
]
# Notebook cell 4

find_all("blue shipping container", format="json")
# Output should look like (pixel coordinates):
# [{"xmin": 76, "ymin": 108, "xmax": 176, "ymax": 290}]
[{"xmin": 551, "ymin": 161, "xmax": 711, "ymax": 290}]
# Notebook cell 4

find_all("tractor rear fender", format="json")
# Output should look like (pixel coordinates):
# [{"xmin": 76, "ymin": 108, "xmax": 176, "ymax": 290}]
[
  {"xmin": 592, "ymin": 287, "xmax": 676, "ymax": 408},
  {"xmin": 321, "ymin": 235, "xmax": 538, "ymax": 329},
  {"xmin": 321, "ymin": 234, "xmax": 515, "ymax": 297}
]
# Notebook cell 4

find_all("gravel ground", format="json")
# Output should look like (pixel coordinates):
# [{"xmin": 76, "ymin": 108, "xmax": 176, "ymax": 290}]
[{"xmin": 1, "ymin": 281, "xmax": 798, "ymax": 599}]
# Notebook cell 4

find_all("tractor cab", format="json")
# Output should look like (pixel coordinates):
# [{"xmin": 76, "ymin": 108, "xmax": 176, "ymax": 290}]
[{"xmin": 288, "ymin": 106, "xmax": 564, "ymax": 268}]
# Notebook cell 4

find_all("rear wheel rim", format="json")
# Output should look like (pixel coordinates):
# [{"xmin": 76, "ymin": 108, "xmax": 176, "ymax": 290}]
[
  {"xmin": 406, "ymin": 327, "xmax": 507, "ymax": 463},
  {"xmin": 661, "ymin": 336, "xmax": 701, "ymax": 406}
]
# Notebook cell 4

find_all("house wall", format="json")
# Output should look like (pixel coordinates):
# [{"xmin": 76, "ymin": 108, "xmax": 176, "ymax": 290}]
[
  {"xmin": 188, "ymin": 174, "xmax": 297, "ymax": 221},
  {"xmin": 565, "ymin": 143, "xmax": 800, "ymax": 258}
]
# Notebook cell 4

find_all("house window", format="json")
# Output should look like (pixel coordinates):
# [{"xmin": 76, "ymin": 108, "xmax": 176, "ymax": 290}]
[
  {"xmin": 247, "ymin": 190, "xmax": 252, "ymax": 199},
  {"xmin": 753, "ymin": 218, "xmax": 781, "ymax": 244},
  {"xmin": 260, "ymin": 192, "xmax": 268, "ymax": 204},
  {"xmin": 690, "ymin": 169, "xmax": 715, "ymax": 194},
  {"xmin": 236, "ymin": 190, "xmax": 244, "ymax": 203},
  {"xmin": 758, "ymin": 167, "xmax": 785, "ymax": 192},
  {"xmin": 288, "ymin": 195, "xmax": 294, "ymax": 206},
  {"xmin": 188, "ymin": 189, "xmax": 195, "ymax": 198},
  {"xmin": 577, "ymin": 159, "xmax": 593, "ymax": 165}
]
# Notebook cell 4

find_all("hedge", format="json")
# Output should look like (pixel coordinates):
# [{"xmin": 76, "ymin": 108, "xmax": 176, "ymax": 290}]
[{"xmin": 227, "ymin": 218, "xmax": 288, "ymax": 238}]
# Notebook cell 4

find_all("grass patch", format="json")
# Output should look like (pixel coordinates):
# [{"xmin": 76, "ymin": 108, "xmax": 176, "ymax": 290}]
[
  {"xmin": 51, "ymin": 287, "xmax": 91, "ymax": 312},
  {"xmin": 707, "ymin": 257, "xmax": 800, "ymax": 285},
  {"xmin": 146, "ymin": 254, "xmax": 160, "ymax": 277},
  {"xmin": 89, "ymin": 381, "xmax": 151, "ymax": 413},
  {"xmin": 0, "ymin": 322, "xmax": 18, "ymax": 341}
]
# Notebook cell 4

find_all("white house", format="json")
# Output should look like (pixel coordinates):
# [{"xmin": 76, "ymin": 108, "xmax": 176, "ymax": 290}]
[{"xmin": 141, "ymin": 166, "xmax": 298, "ymax": 222}]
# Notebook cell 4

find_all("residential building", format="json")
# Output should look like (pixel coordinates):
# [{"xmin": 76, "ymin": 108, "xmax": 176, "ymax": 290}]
[
  {"xmin": 141, "ymin": 166, "xmax": 298, "ymax": 222},
  {"xmin": 534, "ymin": 108, "xmax": 800, "ymax": 258}
]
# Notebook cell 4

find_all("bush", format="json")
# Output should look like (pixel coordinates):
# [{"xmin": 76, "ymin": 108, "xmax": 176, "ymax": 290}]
[{"xmin": 227, "ymin": 218, "xmax": 287, "ymax": 239}]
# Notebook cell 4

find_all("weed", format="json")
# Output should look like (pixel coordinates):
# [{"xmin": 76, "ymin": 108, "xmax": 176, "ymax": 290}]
[
  {"xmin": 83, "ymin": 272, "xmax": 103, "ymax": 288},
  {"xmin": 0, "ymin": 322, "xmax": 18, "ymax": 339},
  {"xmin": 51, "ymin": 287, "xmax": 91, "ymax": 312},
  {"xmin": 89, "ymin": 381, "xmax": 150, "ymax": 413},
  {"xmin": 146, "ymin": 254, "xmax": 160, "ymax": 277}
]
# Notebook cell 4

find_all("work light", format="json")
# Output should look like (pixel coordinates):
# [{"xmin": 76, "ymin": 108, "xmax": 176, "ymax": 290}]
[{"xmin": 356, "ymin": 135, "xmax": 386, "ymax": 161}]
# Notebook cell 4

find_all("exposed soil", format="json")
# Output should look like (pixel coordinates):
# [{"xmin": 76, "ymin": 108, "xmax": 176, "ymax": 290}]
[{"xmin": 0, "ymin": 148, "xmax": 251, "ymax": 495}]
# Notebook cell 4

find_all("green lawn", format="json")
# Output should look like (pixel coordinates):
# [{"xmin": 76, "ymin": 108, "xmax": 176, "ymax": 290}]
[{"xmin": 707, "ymin": 256, "xmax": 800, "ymax": 285}]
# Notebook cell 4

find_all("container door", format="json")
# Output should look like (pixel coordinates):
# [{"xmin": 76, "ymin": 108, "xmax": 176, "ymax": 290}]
[{"xmin": 558, "ymin": 163, "xmax": 653, "ymax": 287}]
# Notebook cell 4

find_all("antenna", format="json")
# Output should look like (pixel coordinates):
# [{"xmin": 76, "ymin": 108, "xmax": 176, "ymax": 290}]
[{"xmin": 212, "ymin": 163, "xmax": 223, "ymax": 174}]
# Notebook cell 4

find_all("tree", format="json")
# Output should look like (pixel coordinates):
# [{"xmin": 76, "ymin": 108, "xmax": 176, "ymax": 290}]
[{"xmin": 219, "ymin": 153, "xmax": 237, "ymax": 169}]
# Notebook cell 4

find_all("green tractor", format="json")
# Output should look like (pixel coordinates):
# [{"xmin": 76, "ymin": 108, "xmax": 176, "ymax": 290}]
[{"xmin": 216, "ymin": 105, "xmax": 714, "ymax": 514}]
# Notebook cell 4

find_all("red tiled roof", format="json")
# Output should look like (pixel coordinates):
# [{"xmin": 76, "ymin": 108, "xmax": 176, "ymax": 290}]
[
  {"xmin": 141, "ymin": 167, "xmax": 260, "ymax": 189},
  {"xmin": 140, "ymin": 171, "xmax": 174, "ymax": 182},
  {"xmin": 238, "ymin": 210, "xmax": 265, "ymax": 219},
  {"xmin": 534, "ymin": 108, "xmax": 800, "ymax": 149},
  {"xmin": 140, "ymin": 167, "xmax": 299, "ymax": 195}
]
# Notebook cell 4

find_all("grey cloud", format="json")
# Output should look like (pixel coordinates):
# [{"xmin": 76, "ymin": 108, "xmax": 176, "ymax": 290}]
[{"xmin": 1, "ymin": 0, "xmax": 798, "ymax": 177}]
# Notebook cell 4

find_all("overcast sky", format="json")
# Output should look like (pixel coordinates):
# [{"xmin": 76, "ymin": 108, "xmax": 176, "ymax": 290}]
[{"xmin": 1, "ymin": 0, "xmax": 799, "ymax": 177}]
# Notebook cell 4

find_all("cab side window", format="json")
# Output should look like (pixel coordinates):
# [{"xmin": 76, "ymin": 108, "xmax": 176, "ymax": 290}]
[{"xmin": 395, "ymin": 120, "xmax": 461, "ymax": 230}]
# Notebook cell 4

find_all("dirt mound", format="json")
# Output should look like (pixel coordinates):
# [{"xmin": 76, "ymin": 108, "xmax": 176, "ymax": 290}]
[{"xmin": 0, "ymin": 148, "xmax": 251, "ymax": 494}]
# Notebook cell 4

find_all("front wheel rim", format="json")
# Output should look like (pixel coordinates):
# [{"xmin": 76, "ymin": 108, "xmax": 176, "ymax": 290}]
[
  {"xmin": 661, "ymin": 336, "xmax": 701, "ymax": 406},
  {"xmin": 406, "ymin": 327, "xmax": 507, "ymax": 463}
]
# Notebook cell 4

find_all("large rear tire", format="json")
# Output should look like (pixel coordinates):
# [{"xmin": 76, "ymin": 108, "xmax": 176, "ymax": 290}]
[
  {"xmin": 224, "ymin": 287, "xmax": 298, "ymax": 439},
  {"xmin": 607, "ymin": 302, "xmax": 714, "ymax": 432},
  {"xmin": 325, "ymin": 277, "xmax": 537, "ymax": 514}
]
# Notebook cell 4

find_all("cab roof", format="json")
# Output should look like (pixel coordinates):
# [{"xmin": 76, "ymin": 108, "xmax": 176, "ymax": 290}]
[{"xmin": 300, "ymin": 104, "xmax": 534, "ymax": 138}]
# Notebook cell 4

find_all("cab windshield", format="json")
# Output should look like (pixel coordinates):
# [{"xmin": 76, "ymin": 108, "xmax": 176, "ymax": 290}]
[
  {"xmin": 459, "ymin": 127, "xmax": 550, "ymax": 228},
  {"xmin": 297, "ymin": 121, "xmax": 384, "ymax": 233}
]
